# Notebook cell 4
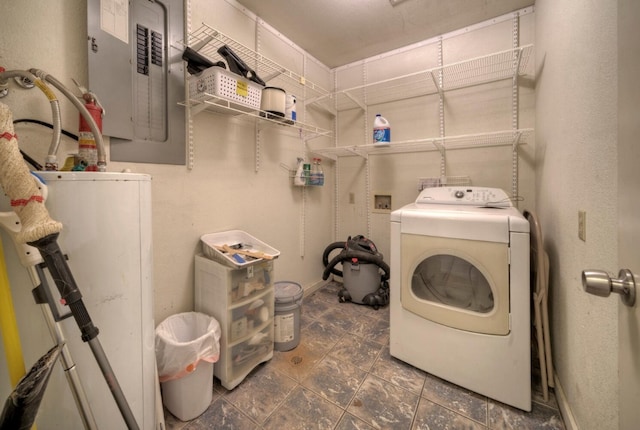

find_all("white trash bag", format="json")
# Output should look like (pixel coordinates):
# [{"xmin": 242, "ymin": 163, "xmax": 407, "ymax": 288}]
[{"xmin": 155, "ymin": 312, "xmax": 221, "ymax": 382}]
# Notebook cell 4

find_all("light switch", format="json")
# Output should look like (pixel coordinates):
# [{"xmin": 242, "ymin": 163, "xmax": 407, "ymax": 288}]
[{"xmin": 578, "ymin": 210, "xmax": 586, "ymax": 241}]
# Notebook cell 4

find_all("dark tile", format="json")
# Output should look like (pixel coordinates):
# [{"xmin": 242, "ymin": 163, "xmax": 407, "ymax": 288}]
[
  {"xmin": 421, "ymin": 373, "xmax": 488, "ymax": 425},
  {"xmin": 313, "ymin": 281, "xmax": 344, "ymax": 303},
  {"xmin": 302, "ymin": 319, "xmax": 345, "ymax": 354},
  {"xmin": 371, "ymin": 345, "xmax": 426, "ymax": 395},
  {"xmin": 348, "ymin": 374, "xmax": 419, "ymax": 429},
  {"xmin": 329, "ymin": 333, "xmax": 384, "ymax": 372},
  {"xmin": 270, "ymin": 341, "xmax": 325, "ymax": 382},
  {"xmin": 263, "ymin": 386, "xmax": 344, "ymax": 430},
  {"xmin": 335, "ymin": 412, "xmax": 377, "ymax": 430},
  {"xmin": 183, "ymin": 398, "xmax": 259, "ymax": 429},
  {"xmin": 347, "ymin": 314, "xmax": 390, "ymax": 346},
  {"xmin": 488, "ymin": 398, "xmax": 566, "ymax": 429},
  {"xmin": 302, "ymin": 293, "xmax": 334, "ymax": 320},
  {"xmin": 168, "ymin": 281, "xmax": 566, "ymax": 430},
  {"xmin": 412, "ymin": 397, "xmax": 488, "ymax": 430},
  {"xmin": 301, "ymin": 355, "xmax": 367, "ymax": 407},
  {"xmin": 222, "ymin": 365, "xmax": 297, "ymax": 424},
  {"xmin": 318, "ymin": 306, "xmax": 360, "ymax": 333}
]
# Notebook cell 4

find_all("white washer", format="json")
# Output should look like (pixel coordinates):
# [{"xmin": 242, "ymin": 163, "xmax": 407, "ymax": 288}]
[{"xmin": 390, "ymin": 186, "xmax": 531, "ymax": 411}]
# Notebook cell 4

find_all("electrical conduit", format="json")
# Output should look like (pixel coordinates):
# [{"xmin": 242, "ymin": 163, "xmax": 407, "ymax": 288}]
[
  {"xmin": 0, "ymin": 68, "xmax": 61, "ymax": 170},
  {"xmin": 29, "ymin": 69, "xmax": 106, "ymax": 171}
]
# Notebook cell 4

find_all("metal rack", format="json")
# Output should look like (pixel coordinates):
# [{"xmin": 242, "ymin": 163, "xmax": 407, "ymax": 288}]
[
  {"xmin": 180, "ymin": 22, "xmax": 332, "ymax": 138},
  {"xmin": 178, "ymin": 95, "xmax": 332, "ymax": 137},
  {"xmin": 311, "ymin": 129, "xmax": 533, "ymax": 160},
  {"xmin": 309, "ymin": 45, "xmax": 533, "ymax": 112}
]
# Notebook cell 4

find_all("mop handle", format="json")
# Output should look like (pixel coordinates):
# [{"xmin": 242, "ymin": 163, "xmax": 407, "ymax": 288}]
[{"xmin": 29, "ymin": 233, "xmax": 139, "ymax": 430}]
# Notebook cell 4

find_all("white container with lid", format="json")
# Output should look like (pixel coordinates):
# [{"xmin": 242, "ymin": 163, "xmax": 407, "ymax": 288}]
[{"xmin": 373, "ymin": 114, "xmax": 391, "ymax": 145}]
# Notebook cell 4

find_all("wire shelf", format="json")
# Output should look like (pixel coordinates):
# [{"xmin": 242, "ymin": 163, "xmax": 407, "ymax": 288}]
[
  {"xmin": 314, "ymin": 45, "xmax": 533, "ymax": 111},
  {"xmin": 309, "ymin": 129, "xmax": 532, "ymax": 160},
  {"xmin": 181, "ymin": 23, "xmax": 331, "ymax": 101},
  {"xmin": 179, "ymin": 95, "xmax": 332, "ymax": 138}
]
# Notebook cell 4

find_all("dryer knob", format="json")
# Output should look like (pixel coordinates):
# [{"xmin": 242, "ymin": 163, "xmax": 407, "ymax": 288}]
[{"xmin": 454, "ymin": 190, "xmax": 465, "ymax": 199}]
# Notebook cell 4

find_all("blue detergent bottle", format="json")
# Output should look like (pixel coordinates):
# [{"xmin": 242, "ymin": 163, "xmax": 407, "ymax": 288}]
[{"xmin": 373, "ymin": 114, "xmax": 391, "ymax": 145}]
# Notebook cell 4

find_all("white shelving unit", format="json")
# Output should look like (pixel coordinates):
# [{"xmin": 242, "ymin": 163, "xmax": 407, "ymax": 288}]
[
  {"xmin": 194, "ymin": 255, "xmax": 275, "ymax": 390},
  {"xmin": 309, "ymin": 44, "xmax": 534, "ymax": 161},
  {"xmin": 312, "ymin": 129, "xmax": 533, "ymax": 161},
  {"xmin": 310, "ymin": 45, "xmax": 532, "ymax": 112},
  {"xmin": 179, "ymin": 23, "xmax": 333, "ymax": 139}
]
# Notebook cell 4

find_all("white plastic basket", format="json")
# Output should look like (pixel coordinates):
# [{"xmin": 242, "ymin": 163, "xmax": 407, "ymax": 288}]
[
  {"xmin": 188, "ymin": 66, "xmax": 263, "ymax": 111},
  {"xmin": 201, "ymin": 230, "xmax": 280, "ymax": 268}
]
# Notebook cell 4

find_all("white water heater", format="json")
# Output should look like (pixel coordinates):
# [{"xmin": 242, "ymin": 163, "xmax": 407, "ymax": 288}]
[{"xmin": 0, "ymin": 171, "xmax": 157, "ymax": 429}]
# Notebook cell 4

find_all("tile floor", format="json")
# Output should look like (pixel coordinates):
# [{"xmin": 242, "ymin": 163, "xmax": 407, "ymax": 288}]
[{"xmin": 165, "ymin": 281, "xmax": 566, "ymax": 430}]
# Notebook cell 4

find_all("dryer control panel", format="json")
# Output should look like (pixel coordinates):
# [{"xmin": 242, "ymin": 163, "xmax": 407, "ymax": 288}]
[{"xmin": 415, "ymin": 187, "xmax": 512, "ymax": 207}]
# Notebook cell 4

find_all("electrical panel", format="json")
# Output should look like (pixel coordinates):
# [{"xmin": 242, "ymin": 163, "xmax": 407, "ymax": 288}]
[{"xmin": 87, "ymin": 0, "xmax": 185, "ymax": 165}]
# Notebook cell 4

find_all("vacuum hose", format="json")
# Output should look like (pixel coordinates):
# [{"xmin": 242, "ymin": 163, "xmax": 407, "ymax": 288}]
[
  {"xmin": 322, "ymin": 248, "xmax": 390, "ymax": 282},
  {"xmin": 321, "ymin": 236, "xmax": 390, "ymax": 282}
]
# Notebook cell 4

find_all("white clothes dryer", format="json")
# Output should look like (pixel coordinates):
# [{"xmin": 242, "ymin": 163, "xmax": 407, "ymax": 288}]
[{"xmin": 390, "ymin": 186, "xmax": 531, "ymax": 411}]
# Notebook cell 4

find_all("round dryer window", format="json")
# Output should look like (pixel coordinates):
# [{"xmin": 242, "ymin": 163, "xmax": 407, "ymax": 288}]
[
  {"xmin": 412, "ymin": 254, "xmax": 494, "ymax": 313},
  {"xmin": 400, "ymin": 234, "xmax": 510, "ymax": 335}
]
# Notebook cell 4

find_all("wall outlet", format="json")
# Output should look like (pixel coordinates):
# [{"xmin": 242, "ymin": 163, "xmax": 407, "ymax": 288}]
[{"xmin": 578, "ymin": 210, "xmax": 586, "ymax": 241}]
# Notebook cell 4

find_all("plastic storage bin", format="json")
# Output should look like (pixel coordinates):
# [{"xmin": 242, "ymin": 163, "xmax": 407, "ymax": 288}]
[
  {"xmin": 155, "ymin": 312, "xmax": 221, "ymax": 421},
  {"xmin": 195, "ymin": 254, "xmax": 275, "ymax": 390},
  {"xmin": 188, "ymin": 66, "xmax": 263, "ymax": 112},
  {"xmin": 201, "ymin": 230, "xmax": 280, "ymax": 268}
]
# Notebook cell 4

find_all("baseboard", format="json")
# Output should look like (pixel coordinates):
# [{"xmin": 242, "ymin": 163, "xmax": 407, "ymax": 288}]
[
  {"xmin": 302, "ymin": 279, "xmax": 329, "ymax": 297},
  {"xmin": 554, "ymin": 374, "xmax": 579, "ymax": 430}
]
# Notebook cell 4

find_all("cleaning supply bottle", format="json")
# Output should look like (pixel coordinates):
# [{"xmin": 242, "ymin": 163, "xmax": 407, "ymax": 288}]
[
  {"xmin": 373, "ymin": 114, "xmax": 391, "ymax": 145},
  {"xmin": 303, "ymin": 163, "xmax": 311, "ymax": 185},
  {"xmin": 294, "ymin": 157, "xmax": 306, "ymax": 186},
  {"xmin": 316, "ymin": 158, "xmax": 324, "ymax": 186},
  {"xmin": 310, "ymin": 158, "xmax": 324, "ymax": 186}
]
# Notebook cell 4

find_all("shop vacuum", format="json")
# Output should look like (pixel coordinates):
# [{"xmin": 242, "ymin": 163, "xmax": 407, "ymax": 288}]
[{"xmin": 322, "ymin": 235, "xmax": 390, "ymax": 309}]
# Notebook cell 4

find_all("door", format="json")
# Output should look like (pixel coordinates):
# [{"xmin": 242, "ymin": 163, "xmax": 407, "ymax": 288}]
[{"xmin": 618, "ymin": 0, "xmax": 640, "ymax": 428}]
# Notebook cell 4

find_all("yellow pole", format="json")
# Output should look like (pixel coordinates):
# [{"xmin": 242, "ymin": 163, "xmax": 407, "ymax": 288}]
[{"xmin": 0, "ymin": 238, "xmax": 26, "ymax": 387}]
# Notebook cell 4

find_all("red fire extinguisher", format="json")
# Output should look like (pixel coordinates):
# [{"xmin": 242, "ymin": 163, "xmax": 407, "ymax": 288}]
[{"xmin": 77, "ymin": 92, "xmax": 103, "ymax": 171}]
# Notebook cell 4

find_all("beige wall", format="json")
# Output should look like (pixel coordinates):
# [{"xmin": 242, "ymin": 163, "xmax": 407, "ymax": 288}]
[
  {"xmin": 0, "ymin": 0, "xmax": 623, "ymax": 427},
  {"xmin": 333, "ymin": 11, "xmax": 536, "ymax": 260},
  {"xmin": 536, "ymin": 0, "xmax": 619, "ymax": 428},
  {"xmin": 0, "ymin": 0, "xmax": 335, "ymax": 325}
]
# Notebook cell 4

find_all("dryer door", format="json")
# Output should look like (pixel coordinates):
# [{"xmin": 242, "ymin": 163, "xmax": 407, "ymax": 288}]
[{"xmin": 401, "ymin": 233, "xmax": 510, "ymax": 335}]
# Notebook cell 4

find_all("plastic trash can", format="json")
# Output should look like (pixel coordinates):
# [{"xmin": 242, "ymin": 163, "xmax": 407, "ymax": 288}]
[{"xmin": 155, "ymin": 312, "xmax": 221, "ymax": 421}]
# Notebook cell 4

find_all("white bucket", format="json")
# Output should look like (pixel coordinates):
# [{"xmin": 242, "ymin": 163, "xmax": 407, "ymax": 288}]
[{"xmin": 273, "ymin": 281, "xmax": 303, "ymax": 351}]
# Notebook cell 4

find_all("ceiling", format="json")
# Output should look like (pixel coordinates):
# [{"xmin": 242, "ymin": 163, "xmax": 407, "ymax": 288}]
[{"xmin": 236, "ymin": 0, "xmax": 534, "ymax": 68}]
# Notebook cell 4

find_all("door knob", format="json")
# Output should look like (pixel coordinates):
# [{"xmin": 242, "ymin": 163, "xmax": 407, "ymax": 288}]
[{"xmin": 582, "ymin": 269, "xmax": 636, "ymax": 307}]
